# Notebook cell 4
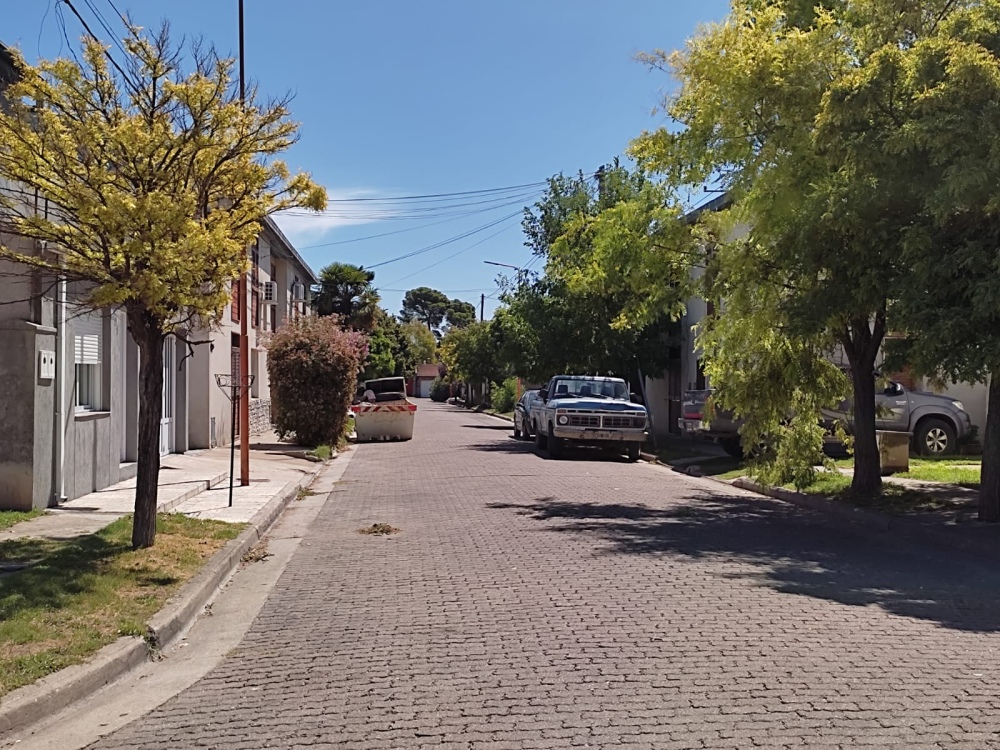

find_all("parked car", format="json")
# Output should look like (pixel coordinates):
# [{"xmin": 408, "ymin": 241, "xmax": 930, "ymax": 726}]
[
  {"xmin": 532, "ymin": 375, "xmax": 648, "ymax": 461},
  {"xmin": 680, "ymin": 378, "xmax": 972, "ymax": 457},
  {"xmin": 513, "ymin": 389, "xmax": 540, "ymax": 440}
]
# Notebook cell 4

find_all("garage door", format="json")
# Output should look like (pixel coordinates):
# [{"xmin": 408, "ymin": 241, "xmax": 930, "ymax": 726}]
[{"xmin": 418, "ymin": 379, "xmax": 432, "ymax": 398}]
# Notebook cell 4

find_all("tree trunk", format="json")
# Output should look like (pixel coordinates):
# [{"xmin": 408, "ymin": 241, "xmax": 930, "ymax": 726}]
[
  {"xmin": 979, "ymin": 372, "xmax": 1000, "ymax": 522},
  {"xmin": 848, "ymin": 357, "xmax": 882, "ymax": 498},
  {"xmin": 130, "ymin": 310, "xmax": 165, "ymax": 549}
]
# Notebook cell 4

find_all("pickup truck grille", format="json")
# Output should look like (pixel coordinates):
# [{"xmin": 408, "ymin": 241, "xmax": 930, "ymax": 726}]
[
  {"xmin": 602, "ymin": 415, "xmax": 646, "ymax": 429},
  {"xmin": 568, "ymin": 415, "xmax": 601, "ymax": 428}
]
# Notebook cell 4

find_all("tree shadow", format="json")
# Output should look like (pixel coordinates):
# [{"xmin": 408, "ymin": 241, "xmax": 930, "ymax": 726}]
[
  {"xmin": 486, "ymin": 493, "xmax": 1000, "ymax": 633},
  {"xmin": 0, "ymin": 533, "xmax": 129, "ymax": 619}
]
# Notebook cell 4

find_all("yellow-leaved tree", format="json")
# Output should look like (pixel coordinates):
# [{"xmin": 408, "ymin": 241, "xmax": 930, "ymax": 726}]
[{"xmin": 0, "ymin": 28, "xmax": 326, "ymax": 548}]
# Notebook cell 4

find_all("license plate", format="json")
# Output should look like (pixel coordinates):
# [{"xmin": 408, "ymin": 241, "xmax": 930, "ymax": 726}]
[{"xmin": 583, "ymin": 430, "xmax": 615, "ymax": 440}]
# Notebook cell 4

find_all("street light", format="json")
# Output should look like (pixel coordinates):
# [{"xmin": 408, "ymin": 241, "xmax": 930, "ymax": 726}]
[
  {"xmin": 480, "ymin": 261, "xmax": 519, "ymax": 320},
  {"xmin": 484, "ymin": 260, "xmax": 520, "ymax": 271}
]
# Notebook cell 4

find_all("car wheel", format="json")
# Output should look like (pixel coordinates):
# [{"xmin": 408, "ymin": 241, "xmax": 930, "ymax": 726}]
[
  {"xmin": 626, "ymin": 444, "xmax": 641, "ymax": 462},
  {"xmin": 523, "ymin": 418, "xmax": 533, "ymax": 439},
  {"xmin": 535, "ymin": 425, "xmax": 548, "ymax": 451},
  {"xmin": 916, "ymin": 418, "xmax": 957, "ymax": 456},
  {"xmin": 513, "ymin": 415, "xmax": 522, "ymax": 440}
]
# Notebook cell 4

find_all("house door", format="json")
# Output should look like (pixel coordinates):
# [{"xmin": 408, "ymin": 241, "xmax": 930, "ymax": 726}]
[{"xmin": 160, "ymin": 336, "xmax": 175, "ymax": 455}]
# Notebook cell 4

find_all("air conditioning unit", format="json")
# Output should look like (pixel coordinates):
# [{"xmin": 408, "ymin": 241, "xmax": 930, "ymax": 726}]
[
  {"xmin": 291, "ymin": 282, "xmax": 305, "ymax": 302},
  {"xmin": 263, "ymin": 281, "xmax": 277, "ymax": 303}
]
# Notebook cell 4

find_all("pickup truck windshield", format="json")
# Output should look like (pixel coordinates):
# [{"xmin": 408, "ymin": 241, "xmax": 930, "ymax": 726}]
[{"xmin": 550, "ymin": 378, "xmax": 628, "ymax": 401}]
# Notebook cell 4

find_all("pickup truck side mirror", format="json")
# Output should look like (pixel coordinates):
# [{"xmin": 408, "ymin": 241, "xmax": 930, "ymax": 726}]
[{"xmin": 539, "ymin": 388, "xmax": 548, "ymax": 401}]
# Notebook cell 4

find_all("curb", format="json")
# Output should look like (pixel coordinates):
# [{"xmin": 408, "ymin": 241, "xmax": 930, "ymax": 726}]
[
  {"xmin": 0, "ymin": 465, "xmax": 323, "ymax": 737},
  {"xmin": 484, "ymin": 412, "xmax": 514, "ymax": 423},
  {"xmin": 730, "ymin": 477, "xmax": 1000, "ymax": 562},
  {"xmin": 157, "ymin": 470, "xmax": 229, "ymax": 514}
]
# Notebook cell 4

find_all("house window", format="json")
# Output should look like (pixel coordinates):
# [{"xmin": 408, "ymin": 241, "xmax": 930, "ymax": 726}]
[
  {"xmin": 74, "ymin": 325, "xmax": 103, "ymax": 411},
  {"xmin": 252, "ymin": 290, "xmax": 260, "ymax": 329}
]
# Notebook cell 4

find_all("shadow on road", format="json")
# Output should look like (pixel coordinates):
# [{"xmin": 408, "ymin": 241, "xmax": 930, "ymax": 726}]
[
  {"xmin": 486, "ymin": 493, "xmax": 1000, "ymax": 633},
  {"xmin": 461, "ymin": 424, "xmax": 516, "ymax": 431},
  {"xmin": 461, "ymin": 440, "xmax": 635, "ymax": 462}
]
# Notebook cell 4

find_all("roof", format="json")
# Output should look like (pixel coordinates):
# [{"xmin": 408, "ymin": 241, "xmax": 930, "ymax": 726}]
[
  {"xmin": 263, "ymin": 216, "xmax": 317, "ymax": 284},
  {"xmin": 684, "ymin": 192, "xmax": 732, "ymax": 224},
  {"xmin": 416, "ymin": 363, "xmax": 440, "ymax": 378},
  {"xmin": 0, "ymin": 42, "xmax": 20, "ymax": 89}
]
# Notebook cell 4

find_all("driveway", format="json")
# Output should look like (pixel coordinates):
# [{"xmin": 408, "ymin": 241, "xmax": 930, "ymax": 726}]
[{"xmin": 88, "ymin": 403, "xmax": 1000, "ymax": 749}]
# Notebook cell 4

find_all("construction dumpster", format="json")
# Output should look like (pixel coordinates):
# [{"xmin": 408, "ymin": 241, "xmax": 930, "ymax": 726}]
[{"xmin": 351, "ymin": 377, "xmax": 417, "ymax": 441}]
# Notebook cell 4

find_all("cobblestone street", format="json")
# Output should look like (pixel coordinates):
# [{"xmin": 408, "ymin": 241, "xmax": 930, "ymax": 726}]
[{"xmin": 88, "ymin": 404, "xmax": 1000, "ymax": 749}]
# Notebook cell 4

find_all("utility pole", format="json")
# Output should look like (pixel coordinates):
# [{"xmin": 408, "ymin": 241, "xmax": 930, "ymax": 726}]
[
  {"xmin": 238, "ymin": 0, "xmax": 250, "ymax": 486},
  {"xmin": 480, "ymin": 293, "xmax": 485, "ymax": 322}
]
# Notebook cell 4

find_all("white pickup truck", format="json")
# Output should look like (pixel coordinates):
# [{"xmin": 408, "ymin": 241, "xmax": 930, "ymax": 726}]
[{"xmin": 532, "ymin": 375, "xmax": 648, "ymax": 461}]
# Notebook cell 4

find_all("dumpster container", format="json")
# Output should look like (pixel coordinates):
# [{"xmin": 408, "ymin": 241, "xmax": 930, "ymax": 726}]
[{"xmin": 351, "ymin": 377, "xmax": 417, "ymax": 441}]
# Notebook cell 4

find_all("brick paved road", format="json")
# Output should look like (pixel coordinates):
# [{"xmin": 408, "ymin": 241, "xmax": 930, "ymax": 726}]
[{"xmin": 90, "ymin": 404, "xmax": 1000, "ymax": 749}]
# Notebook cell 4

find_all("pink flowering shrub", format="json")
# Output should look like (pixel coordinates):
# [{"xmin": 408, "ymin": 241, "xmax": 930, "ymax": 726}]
[{"xmin": 267, "ymin": 316, "xmax": 368, "ymax": 446}]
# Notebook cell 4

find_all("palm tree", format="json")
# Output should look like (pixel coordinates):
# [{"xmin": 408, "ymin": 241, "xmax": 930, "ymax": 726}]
[{"xmin": 312, "ymin": 262, "xmax": 381, "ymax": 331}]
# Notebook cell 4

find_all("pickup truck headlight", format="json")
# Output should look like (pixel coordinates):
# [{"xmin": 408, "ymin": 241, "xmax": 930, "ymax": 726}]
[
  {"xmin": 952, "ymin": 401, "xmax": 965, "ymax": 412},
  {"xmin": 557, "ymin": 415, "xmax": 569, "ymax": 425}
]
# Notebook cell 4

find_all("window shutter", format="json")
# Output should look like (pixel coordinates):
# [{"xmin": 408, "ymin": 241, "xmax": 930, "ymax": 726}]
[{"xmin": 73, "ymin": 312, "xmax": 102, "ymax": 364}]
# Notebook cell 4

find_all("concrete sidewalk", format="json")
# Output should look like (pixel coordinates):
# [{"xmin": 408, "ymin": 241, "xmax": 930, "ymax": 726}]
[{"xmin": 1, "ymin": 431, "xmax": 329, "ymax": 542}]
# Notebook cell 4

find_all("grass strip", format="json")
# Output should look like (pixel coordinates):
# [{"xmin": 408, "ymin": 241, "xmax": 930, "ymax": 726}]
[{"xmin": 0, "ymin": 514, "xmax": 243, "ymax": 698}]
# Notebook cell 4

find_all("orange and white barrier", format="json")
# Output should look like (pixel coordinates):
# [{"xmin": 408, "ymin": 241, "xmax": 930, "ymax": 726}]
[{"xmin": 350, "ymin": 399, "xmax": 417, "ymax": 441}]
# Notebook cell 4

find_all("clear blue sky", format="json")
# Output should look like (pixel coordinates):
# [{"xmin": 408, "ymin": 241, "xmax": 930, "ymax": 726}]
[{"xmin": 5, "ymin": 0, "xmax": 730, "ymax": 319}]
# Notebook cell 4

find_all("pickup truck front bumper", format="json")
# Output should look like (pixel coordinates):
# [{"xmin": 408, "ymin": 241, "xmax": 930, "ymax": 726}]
[{"xmin": 552, "ymin": 427, "xmax": 647, "ymax": 443}]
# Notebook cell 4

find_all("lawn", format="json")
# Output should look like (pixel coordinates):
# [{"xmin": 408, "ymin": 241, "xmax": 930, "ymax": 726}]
[
  {"xmin": 0, "ymin": 514, "xmax": 243, "ymax": 698},
  {"xmin": 788, "ymin": 472, "xmax": 964, "ymax": 513},
  {"xmin": 0, "ymin": 509, "xmax": 42, "ymax": 533},
  {"xmin": 896, "ymin": 464, "xmax": 980, "ymax": 488}
]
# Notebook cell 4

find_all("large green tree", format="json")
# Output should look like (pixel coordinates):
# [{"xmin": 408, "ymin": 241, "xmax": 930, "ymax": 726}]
[
  {"xmin": 0, "ymin": 30, "xmax": 324, "ymax": 547},
  {"xmin": 496, "ymin": 164, "xmax": 680, "ymax": 388},
  {"xmin": 613, "ymin": 0, "xmax": 962, "ymax": 494},
  {"xmin": 816, "ymin": 0, "xmax": 1000, "ymax": 519},
  {"xmin": 400, "ymin": 287, "xmax": 450, "ymax": 331}
]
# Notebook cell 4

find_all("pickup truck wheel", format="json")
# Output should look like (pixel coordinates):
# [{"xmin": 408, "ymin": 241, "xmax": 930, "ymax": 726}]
[
  {"xmin": 548, "ymin": 429, "xmax": 564, "ymax": 459},
  {"xmin": 721, "ymin": 438, "xmax": 744, "ymax": 459},
  {"xmin": 915, "ymin": 418, "xmax": 957, "ymax": 456},
  {"xmin": 626, "ymin": 444, "xmax": 641, "ymax": 462},
  {"xmin": 535, "ymin": 425, "xmax": 548, "ymax": 451}
]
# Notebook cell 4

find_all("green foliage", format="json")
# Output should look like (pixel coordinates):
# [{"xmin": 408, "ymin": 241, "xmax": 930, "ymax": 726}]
[
  {"xmin": 399, "ymin": 287, "xmax": 477, "ymax": 335},
  {"xmin": 439, "ymin": 321, "xmax": 506, "ymax": 385},
  {"xmin": 403, "ymin": 320, "xmax": 438, "ymax": 366},
  {"xmin": 400, "ymin": 287, "xmax": 450, "ymax": 332},
  {"xmin": 267, "ymin": 317, "xmax": 368, "ymax": 446},
  {"xmin": 312, "ymin": 262, "xmax": 380, "ymax": 331},
  {"xmin": 363, "ymin": 324, "xmax": 398, "ymax": 380},
  {"xmin": 429, "ymin": 378, "xmax": 451, "ymax": 403},
  {"xmin": 490, "ymin": 377, "xmax": 518, "ymax": 413},
  {"xmin": 629, "ymin": 1, "xmax": 942, "ymax": 495},
  {"xmin": 494, "ymin": 163, "xmax": 681, "ymax": 383},
  {"xmin": 0, "ymin": 27, "xmax": 325, "ymax": 548}
]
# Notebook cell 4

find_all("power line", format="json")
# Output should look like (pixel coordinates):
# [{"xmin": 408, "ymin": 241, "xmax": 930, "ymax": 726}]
[
  {"xmin": 364, "ymin": 211, "xmax": 522, "ymax": 270},
  {"xmin": 320, "ymin": 180, "xmax": 563, "ymax": 204},
  {"xmin": 377, "ymin": 219, "xmax": 519, "ymax": 289},
  {"xmin": 296, "ymin": 209, "xmax": 500, "ymax": 250},
  {"xmin": 60, "ymin": 0, "xmax": 141, "ymax": 97}
]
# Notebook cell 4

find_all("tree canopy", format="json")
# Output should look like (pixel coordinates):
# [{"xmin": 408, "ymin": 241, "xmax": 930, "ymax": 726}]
[
  {"xmin": 0, "ymin": 28, "xmax": 325, "ymax": 547},
  {"xmin": 312, "ymin": 262, "xmax": 380, "ymax": 331}
]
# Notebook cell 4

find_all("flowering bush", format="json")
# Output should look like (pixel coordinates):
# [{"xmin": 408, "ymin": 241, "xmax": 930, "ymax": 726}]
[{"xmin": 267, "ymin": 316, "xmax": 368, "ymax": 446}]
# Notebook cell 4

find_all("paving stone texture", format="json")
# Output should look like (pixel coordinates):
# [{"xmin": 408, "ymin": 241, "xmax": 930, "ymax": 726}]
[{"xmin": 87, "ymin": 404, "xmax": 1000, "ymax": 749}]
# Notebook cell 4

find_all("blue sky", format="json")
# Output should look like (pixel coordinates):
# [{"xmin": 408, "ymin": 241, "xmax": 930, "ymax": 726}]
[{"xmin": 6, "ymin": 0, "xmax": 730, "ymax": 318}]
